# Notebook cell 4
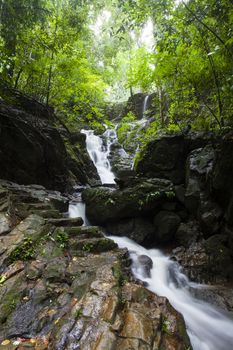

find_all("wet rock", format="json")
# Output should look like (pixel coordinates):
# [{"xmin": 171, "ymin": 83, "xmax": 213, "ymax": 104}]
[
  {"xmin": 43, "ymin": 257, "xmax": 67, "ymax": 282},
  {"xmin": 173, "ymin": 234, "xmax": 233, "ymax": 283},
  {"xmin": 82, "ymin": 178, "xmax": 174, "ymax": 225},
  {"xmin": 64, "ymin": 226, "xmax": 104, "ymax": 238},
  {"xmin": 0, "ymin": 99, "xmax": 100, "ymax": 191},
  {"xmin": 175, "ymin": 221, "xmax": 201, "ymax": 247},
  {"xmin": 185, "ymin": 145, "xmax": 215, "ymax": 214},
  {"xmin": 204, "ymin": 234, "xmax": 233, "ymax": 280},
  {"xmin": 199, "ymin": 199, "xmax": 222, "ymax": 237},
  {"xmin": 109, "ymin": 142, "xmax": 133, "ymax": 176},
  {"xmin": 135, "ymin": 134, "xmax": 188, "ymax": 184},
  {"xmin": 0, "ymin": 180, "xmax": 69, "ymax": 216},
  {"xmin": 69, "ymin": 237, "xmax": 117, "ymax": 254},
  {"xmin": 0, "ymin": 101, "xmax": 68, "ymax": 191},
  {"xmin": 189, "ymin": 285, "xmax": 233, "ymax": 313},
  {"xmin": 172, "ymin": 244, "xmax": 211, "ymax": 283},
  {"xmin": 212, "ymin": 137, "xmax": 233, "ymax": 226},
  {"xmin": 106, "ymin": 217, "xmax": 154, "ymax": 244},
  {"xmin": 174, "ymin": 184, "xmax": 185, "ymax": 204},
  {"xmin": 137, "ymin": 255, "xmax": 153, "ymax": 277},
  {"xmin": 0, "ymin": 214, "xmax": 47, "ymax": 267},
  {"xmin": 153, "ymin": 211, "xmax": 181, "ymax": 243},
  {"xmin": 46, "ymin": 217, "xmax": 83, "ymax": 227},
  {"xmin": 0, "ymin": 213, "xmax": 11, "ymax": 234},
  {"xmin": 125, "ymin": 93, "xmax": 148, "ymax": 119}
]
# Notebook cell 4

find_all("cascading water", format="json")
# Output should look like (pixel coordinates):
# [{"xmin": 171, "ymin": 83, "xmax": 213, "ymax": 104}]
[
  {"xmin": 69, "ymin": 126, "xmax": 233, "ymax": 350},
  {"xmin": 142, "ymin": 94, "xmax": 149, "ymax": 118},
  {"xmin": 110, "ymin": 236, "xmax": 233, "ymax": 350},
  {"xmin": 81, "ymin": 129, "xmax": 115, "ymax": 184}
]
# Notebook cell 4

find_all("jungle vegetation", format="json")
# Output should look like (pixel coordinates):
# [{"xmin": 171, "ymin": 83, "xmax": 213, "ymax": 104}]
[{"xmin": 0, "ymin": 0, "xmax": 232, "ymax": 134}]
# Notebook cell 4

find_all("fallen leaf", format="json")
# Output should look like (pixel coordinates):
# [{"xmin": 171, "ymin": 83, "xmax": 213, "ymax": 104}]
[
  {"xmin": 48, "ymin": 309, "xmax": 56, "ymax": 316},
  {"xmin": 54, "ymin": 317, "xmax": 60, "ymax": 325},
  {"xmin": 1, "ymin": 339, "xmax": 11, "ymax": 345}
]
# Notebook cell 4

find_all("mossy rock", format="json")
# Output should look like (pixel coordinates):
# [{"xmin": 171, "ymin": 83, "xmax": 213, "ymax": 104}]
[
  {"xmin": 64, "ymin": 226, "xmax": 104, "ymax": 238},
  {"xmin": 83, "ymin": 178, "xmax": 174, "ymax": 225},
  {"xmin": 71, "ymin": 238, "xmax": 117, "ymax": 253}
]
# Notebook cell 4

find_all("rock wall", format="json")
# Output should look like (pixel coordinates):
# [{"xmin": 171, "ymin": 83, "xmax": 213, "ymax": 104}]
[{"xmin": 0, "ymin": 98, "xmax": 100, "ymax": 192}]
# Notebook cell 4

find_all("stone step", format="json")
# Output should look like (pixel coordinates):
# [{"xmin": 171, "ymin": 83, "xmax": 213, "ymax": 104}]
[
  {"xmin": 46, "ymin": 217, "xmax": 83, "ymax": 227},
  {"xmin": 69, "ymin": 237, "xmax": 117, "ymax": 253},
  {"xmin": 64, "ymin": 226, "xmax": 104, "ymax": 238},
  {"xmin": 29, "ymin": 209, "xmax": 62, "ymax": 219}
]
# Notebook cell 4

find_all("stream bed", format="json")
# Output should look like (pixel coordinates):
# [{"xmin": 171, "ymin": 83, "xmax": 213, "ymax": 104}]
[{"xmin": 70, "ymin": 127, "xmax": 233, "ymax": 350}]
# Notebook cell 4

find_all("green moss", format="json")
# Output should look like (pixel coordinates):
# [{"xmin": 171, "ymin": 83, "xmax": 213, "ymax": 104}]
[
  {"xmin": 0, "ymin": 275, "xmax": 7, "ymax": 285},
  {"xmin": 177, "ymin": 317, "xmax": 191, "ymax": 346},
  {"xmin": 112, "ymin": 260, "xmax": 127, "ymax": 287},
  {"xmin": 9, "ymin": 237, "xmax": 35, "ymax": 263},
  {"xmin": 132, "ymin": 286, "xmax": 151, "ymax": 303},
  {"xmin": 96, "ymin": 238, "xmax": 117, "ymax": 252},
  {"xmin": 75, "ymin": 308, "xmax": 83, "ymax": 319},
  {"xmin": 133, "ymin": 151, "xmax": 142, "ymax": 170},
  {"xmin": 161, "ymin": 316, "xmax": 171, "ymax": 334},
  {"xmin": 0, "ymin": 288, "xmax": 20, "ymax": 324}
]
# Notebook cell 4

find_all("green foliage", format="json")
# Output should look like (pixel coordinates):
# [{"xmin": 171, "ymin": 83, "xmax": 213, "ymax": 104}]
[
  {"xmin": 0, "ymin": 275, "xmax": 7, "ymax": 285},
  {"xmin": 162, "ymin": 317, "xmax": 171, "ymax": 334},
  {"xmin": 165, "ymin": 191, "xmax": 175, "ymax": 199},
  {"xmin": 112, "ymin": 260, "xmax": 126, "ymax": 287},
  {"xmin": 75, "ymin": 308, "xmax": 83, "ymax": 319},
  {"xmin": 0, "ymin": 0, "xmax": 232, "ymax": 134},
  {"xmin": 82, "ymin": 242, "xmax": 94, "ymax": 252},
  {"xmin": 55, "ymin": 230, "xmax": 69, "ymax": 249},
  {"xmin": 117, "ymin": 112, "xmax": 139, "ymax": 152},
  {"xmin": 9, "ymin": 237, "xmax": 35, "ymax": 263}
]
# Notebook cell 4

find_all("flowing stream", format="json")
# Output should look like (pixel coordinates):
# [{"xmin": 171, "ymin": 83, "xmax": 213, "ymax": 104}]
[
  {"xmin": 69, "ymin": 127, "xmax": 233, "ymax": 350},
  {"xmin": 81, "ymin": 129, "xmax": 115, "ymax": 184}
]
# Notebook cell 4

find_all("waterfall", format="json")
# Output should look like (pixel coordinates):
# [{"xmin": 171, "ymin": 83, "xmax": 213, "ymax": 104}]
[
  {"xmin": 69, "ymin": 127, "xmax": 233, "ymax": 350},
  {"xmin": 142, "ymin": 94, "xmax": 149, "ymax": 118},
  {"xmin": 81, "ymin": 129, "xmax": 115, "ymax": 184}
]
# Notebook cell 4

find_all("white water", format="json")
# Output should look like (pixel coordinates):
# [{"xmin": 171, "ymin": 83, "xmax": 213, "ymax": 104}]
[
  {"xmin": 110, "ymin": 236, "xmax": 233, "ymax": 350},
  {"xmin": 142, "ymin": 95, "xmax": 149, "ymax": 117},
  {"xmin": 69, "ymin": 202, "xmax": 88, "ymax": 225},
  {"xmin": 71, "ymin": 127, "xmax": 233, "ymax": 350},
  {"xmin": 82, "ymin": 129, "xmax": 115, "ymax": 184}
]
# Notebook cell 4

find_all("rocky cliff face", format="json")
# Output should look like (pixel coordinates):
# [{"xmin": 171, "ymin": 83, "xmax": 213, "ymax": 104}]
[
  {"xmin": 0, "ymin": 97, "xmax": 100, "ymax": 192},
  {"xmin": 0, "ymin": 180, "xmax": 191, "ymax": 350}
]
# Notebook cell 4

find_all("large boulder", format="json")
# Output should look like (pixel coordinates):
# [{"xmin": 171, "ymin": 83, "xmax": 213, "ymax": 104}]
[
  {"xmin": 0, "ymin": 100, "xmax": 100, "ymax": 191},
  {"xmin": 153, "ymin": 211, "xmax": 181, "ymax": 243},
  {"xmin": 106, "ymin": 217, "xmax": 155, "ymax": 244},
  {"xmin": 125, "ymin": 93, "xmax": 147, "ymax": 119},
  {"xmin": 175, "ymin": 221, "xmax": 201, "ymax": 247},
  {"xmin": 0, "ymin": 103, "xmax": 67, "ymax": 191},
  {"xmin": 185, "ymin": 145, "xmax": 215, "ymax": 214},
  {"xmin": 135, "ymin": 133, "xmax": 214, "ymax": 185},
  {"xmin": 135, "ymin": 135, "xmax": 188, "ymax": 184},
  {"xmin": 82, "ymin": 178, "xmax": 175, "ymax": 225}
]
